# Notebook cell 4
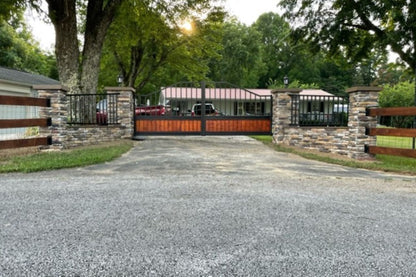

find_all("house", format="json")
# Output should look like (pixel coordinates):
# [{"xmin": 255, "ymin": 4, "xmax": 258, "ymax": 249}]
[
  {"xmin": 157, "ymin": 87, "xmax": 273, "ymax": 116},
  {"xmin": 0, "ymin": 66, "xmax": 60, "ymax": 139},
  {"xmin": 0, "ymin": 66, "xmax": 59, "ymax": 96},
  {"xmin": 296, "ymin": 89, "xmax": 348, "ymax": 125},
  {"xmin": 154, "ymin": 86, "xmax": 344, "ymax": 118}
]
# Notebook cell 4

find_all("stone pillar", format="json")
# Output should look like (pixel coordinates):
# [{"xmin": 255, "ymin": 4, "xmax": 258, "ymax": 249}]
[
  {"xmin": 271, "ymin": 88, "xmax": 302, "ymax": 144},
  {"xmin": 34, "ymin": 85, "xmax": 69, "ymax": 149},
  {"xmin": 346, "ymin": 86, "xmax": 381, "ymax": 160},
  {"xmin": 105, "ymin": 87, "xmax": 135, "ymax": 139}
]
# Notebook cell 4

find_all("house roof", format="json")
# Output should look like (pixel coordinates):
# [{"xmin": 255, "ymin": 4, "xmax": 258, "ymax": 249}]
[
  {"xmin": 0, "ymin": 66, "xmax": 60, "ymax": 87},
  {"xmin": 162, "ymin": 87, "xmax": 334, "ymax": 100},
  {"xmin": 162, "ymin": 87, "xmax": 272, "ymax": 100},
  {"xmin": 299, "ymin": 89, "xmax": 335, "ymax": 97}
]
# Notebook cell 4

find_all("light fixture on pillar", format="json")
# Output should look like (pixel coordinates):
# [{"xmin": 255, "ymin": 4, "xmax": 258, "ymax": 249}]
[
  {"xmin": 283, "ymin": 76, "xmax": 289, "ymax": 88},
  {"xmin": 117, "ymin": 73, "xmax": 124, "ymax": 86}
]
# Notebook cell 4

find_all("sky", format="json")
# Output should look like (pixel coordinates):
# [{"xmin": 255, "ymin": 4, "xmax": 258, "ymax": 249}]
[
  {"xmin": 223, "ymin": 0, "xmax": 280, "ymax": 25},
  {"xmin": 25, "ymin": 0, "xmax": 281, "ymax": 52}
]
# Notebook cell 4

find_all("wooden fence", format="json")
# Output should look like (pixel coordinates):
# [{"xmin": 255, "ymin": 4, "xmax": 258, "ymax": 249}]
[
  {"xmin": 0, "ymin": 95, "xmax": 51, "ymax": 150},
  {"xmin": 366, "ymin": 106, "xmax": 416, "ymax": 158}
]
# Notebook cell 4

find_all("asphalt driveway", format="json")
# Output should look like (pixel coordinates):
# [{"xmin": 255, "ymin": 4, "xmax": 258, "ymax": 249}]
[{"xmin": 1, "ymin": 136, "xmax": 416, "ymax": 276}]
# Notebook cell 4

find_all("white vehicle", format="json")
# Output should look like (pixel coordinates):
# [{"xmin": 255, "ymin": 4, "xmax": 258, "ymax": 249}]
[{"xmin": 191, "ymin": 103, "xmax": 219, "ymax": 116}]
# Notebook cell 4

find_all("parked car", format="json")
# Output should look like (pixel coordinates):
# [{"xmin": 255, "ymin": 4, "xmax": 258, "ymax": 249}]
[
  {"xmin": 96, "ymin": 99, "xmax": 108, "ymax": 124},
  {"xmin": 191, "ymin": 103, "xmax": 219, "ymax": 116}
]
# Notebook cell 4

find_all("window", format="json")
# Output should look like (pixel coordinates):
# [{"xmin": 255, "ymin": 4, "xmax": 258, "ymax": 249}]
[
  {"xmin": 245, "ymin": 102, "xmax": 264, "ymax": 115},
  {"xmin": 308, "ymin": 101, "xmax": 324, "ymax": 113}
]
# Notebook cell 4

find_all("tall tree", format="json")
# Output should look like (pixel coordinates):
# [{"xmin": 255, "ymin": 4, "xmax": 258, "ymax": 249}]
[
  {"xmin": 252, "ymin": 12, "xmax": 292, "ymax": 88},
  {"xmin": 100, "ymin": 1, "xmax": 223, "ymax": 93},
  {"xmin": 45, "ymin": 0, "xmax": 123, "ymax": 93},
  {"xmin": 14, "ymin": 0, "xmax": 217, "ymax": 94},
  {"xmin": 208, "ymin": 20, "xmax": 265, "ymax": 87},
  {"xmin": 0, "ymin": 11, "xmax": 57, "ymax": 78},
  {"xmin": 280, "ymin": 0, "xmax": 416, "ymax": 105}
]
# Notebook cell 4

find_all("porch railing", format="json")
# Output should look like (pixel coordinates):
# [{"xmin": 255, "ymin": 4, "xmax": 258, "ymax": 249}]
[
  {"xmin": 290, "ymin": 94, "xmax": 349, "ymax": 127},
  {"xmin": 67, "ymin": 93, "xmax": 119, "ymax": 125}
]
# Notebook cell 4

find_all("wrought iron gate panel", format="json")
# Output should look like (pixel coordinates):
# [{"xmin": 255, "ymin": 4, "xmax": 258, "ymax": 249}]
[{"xmin": 134, "ymin": 81, "xmax": 272, "ymax": 136}]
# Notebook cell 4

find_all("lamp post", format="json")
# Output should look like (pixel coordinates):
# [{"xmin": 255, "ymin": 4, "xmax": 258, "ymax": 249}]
[
  {"xmin": 283, "ymin": 76, "xmax": 289, "ymax": 88},
  {"xmin": 117, "ymin": 73, "xmax": 124, "ymax": 87}
]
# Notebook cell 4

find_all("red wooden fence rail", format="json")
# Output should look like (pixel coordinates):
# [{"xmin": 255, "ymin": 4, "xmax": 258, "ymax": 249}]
[
  {"xmin": 0, "ymin": 95, "xmax": 52, "ymax": 150},
  {"xmin": 366, "ymin": 106, "xmax": 416, "ymax": 158}
]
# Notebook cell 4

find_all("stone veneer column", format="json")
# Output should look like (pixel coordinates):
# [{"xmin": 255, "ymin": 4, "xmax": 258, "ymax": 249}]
[
  {"xmin": 105, "ymin": 87, "xmax": 135, "ymax": 139},
  {"xmin": 271, "ymin": 88, "xmax": 302, "ymax": 144},
  {"xmin": 346, "ymin": 86, "xmax": 381, "ymax": 160},
  {"xmin": 34, "ymin": 85, "xmax": 69, "ymax": 149}
]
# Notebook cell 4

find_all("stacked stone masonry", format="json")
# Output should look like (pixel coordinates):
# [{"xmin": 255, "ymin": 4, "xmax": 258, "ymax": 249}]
[
  {"xmin": 272, "ymin": 87, "xmax": 381, "ymax": 160},
  {"xmin": 35, "ymin": 85, "xmax": 135, "ymax": 149}
]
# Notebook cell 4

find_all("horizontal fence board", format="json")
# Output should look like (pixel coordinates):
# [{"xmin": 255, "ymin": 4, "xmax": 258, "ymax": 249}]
[
  {"xmin": 0, "ymin": 136, "xmax": 51, "ymax": 150},
  {"xmin": 369, "ymin": 128, "xmax": 416, "ymax": 137},
  {"xmin": 136, "ymin": 119, "xmax": 201, "ymax": 133},
  {"xmin": 368, "ymin": 107, "xmax": 416, "ymax": 116},
  {"xmin": 135, "ymin": 118, "xmax": 272, "ymax": 135},
  {"xmin": 367, "ymin": 146, "xmax": 416, "ymax": 158},
  {"xmin": 0, "ymin": 95, "xmax": 50, "ymax": 107},
  {"xmin": 206, "ymin": 118, "xmax": 271, "ymax": 133},
  {"xmin": 0, "ymin": 118, "xmax": 51, "ymax": 129}
]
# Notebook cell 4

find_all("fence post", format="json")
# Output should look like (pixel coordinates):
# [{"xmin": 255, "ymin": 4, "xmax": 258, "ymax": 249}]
[
  {"xmin": 346, "ymin": 86, "xmax": 382, "ymax": 159},
  {"xmin": 271, "ymin": 88, "xmax": 302, "ymax": 144},
  {"xmin": 34, "ymin": 85, "xmax": 69, "ymax": 149},
  {"xmin": 105, "ymin": 87, "xmax": 135, "ymax": 139}
]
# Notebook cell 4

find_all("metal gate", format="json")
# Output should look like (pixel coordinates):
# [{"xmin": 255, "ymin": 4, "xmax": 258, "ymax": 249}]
[{"xmin": 134, "ymin": 81, "xmax": 272, "ymax": 136}]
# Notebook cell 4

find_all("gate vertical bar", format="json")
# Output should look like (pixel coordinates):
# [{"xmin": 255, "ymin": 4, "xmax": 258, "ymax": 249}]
[{"xmin": 201, "ymin": 81, "xmax": 206, "ymax": 136}]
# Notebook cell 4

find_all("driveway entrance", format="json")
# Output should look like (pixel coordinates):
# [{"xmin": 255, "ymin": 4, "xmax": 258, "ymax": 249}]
[
  {"xmin": 1, "ymin": 136, "xmax": 415, "ymax": 276},
  {"xmin": 134, "ymin": 82, "xmax": 272, "ymax": 136}
]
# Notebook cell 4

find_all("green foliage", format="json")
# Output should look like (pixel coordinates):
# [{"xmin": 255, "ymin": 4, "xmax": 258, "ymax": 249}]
[
  {"xmin": 373, "ymin": 63, "xmax": 413, "ymax": 86},
  {"xmin": 99, "ymin": 0, "xmax": 223, "ymax": 93},
  {"xmin": 0, "ymin": 12, "xmax": 57, "ymax": 78},
  {"xmin": 379, "ymin": 81, "xmax": 415, "ymax": 108},
  {"xmin": 0, "ymin": 0, "xmax": 39, "ymax": 22},
  {"xmin": 247, "ymin": 12, "xmax": 357, "ymax": 94},
  {"xmin": 266, "ymin": 78, "xmax": 319, "ymax": 89},
  {"xmin": 252, "ymin": 12, "xmax": 291, "ymax": 87},
  {"xmin": 207, "ymin": 20, "xmax": 266, "ymax": 87},
  {"xmin": 280, "ymin": 0, "xmax": 416, "ymax": 76},
  {"xmin": 379, "ymin": 81, "xmax": 415, "ymax": 128}
]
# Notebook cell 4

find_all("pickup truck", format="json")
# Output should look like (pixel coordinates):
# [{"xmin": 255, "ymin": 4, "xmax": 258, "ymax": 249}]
[
  {"xmin": 191, "ymin": 103, "xmax": 219, "ymax": 116},
  {"xmin": 135, "ymin": 105, "xmax": 167, "ymax": 116}
]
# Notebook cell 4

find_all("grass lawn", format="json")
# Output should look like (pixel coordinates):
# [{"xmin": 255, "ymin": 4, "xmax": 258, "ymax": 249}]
[
  {"xmin": 0, "ymin": 140, "xmax": 135, "ymax": 173},
  {"xmin": 252, "ymin": 135, "xmax": 416, "ymax": 175}
]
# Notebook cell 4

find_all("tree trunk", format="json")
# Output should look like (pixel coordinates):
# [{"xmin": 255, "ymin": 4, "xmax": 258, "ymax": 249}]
[
  {"xmin": 47, "ymin": 0, "xmax": 122, "ymax": 94},
  {"xmin": 46, "ymin": 0, "xmax": 80, "ymax": 93},
  {"xmin": 80, "ymin": 0, "xmax": 121, "ymax": 94},
  {"xmin": 47, "ymin": 0, "xmax": 122, "ymax": 123}
]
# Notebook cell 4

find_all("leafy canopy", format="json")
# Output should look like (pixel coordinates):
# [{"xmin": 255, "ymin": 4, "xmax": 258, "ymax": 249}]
[
  {"xmin": 280, "ymin": 0, "xmax": 416, "ymax": 72},
  {"xmin": 99, "ymin": 0, "xmax": 224, "ymax": 92},
  {"xmin": 0, "ymin": 9, "xmax": 57, "ymax": 78}
]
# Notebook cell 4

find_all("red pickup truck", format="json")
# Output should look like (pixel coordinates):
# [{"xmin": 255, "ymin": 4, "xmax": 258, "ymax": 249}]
[
  {"xmin": 96, "ymin": 104, "xmax": 167, "ymax": 124},
  {"xmin": 135, "ymin": 105, "xmax": 167, "ymax": 116}
]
